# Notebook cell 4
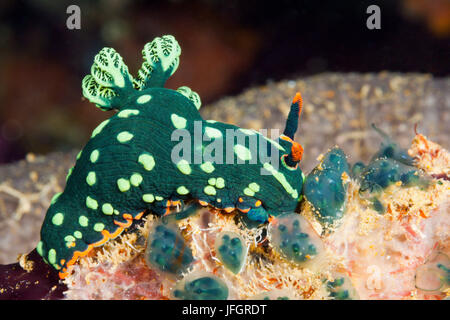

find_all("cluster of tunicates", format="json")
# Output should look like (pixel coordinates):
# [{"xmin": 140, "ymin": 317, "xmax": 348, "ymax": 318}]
[
  {"xmin": 356, "ymin": 158, "xmax": 426, "ymax": 191},
  {"xmin": 145, "ymin": 221, "xmax": 231, "ymax": 300},
  {"xmin": 303, "ymin": 147, "xmax": 350, "ymax": 230},
  {"xmin": 145, "ymin": 216, "xmax": 236, "ymax": 300},
  {"xmin": 352, "ymin": 125, "xmax": 429, "ymax": 214}
]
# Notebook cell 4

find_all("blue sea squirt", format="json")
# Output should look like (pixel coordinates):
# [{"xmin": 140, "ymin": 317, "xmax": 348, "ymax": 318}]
[
  {"xmin": 173, "ymin": 272, "xmax": 229, "ymax": 300},
  {"xmin": 269, "ymin": 213, "xmax": 324, "ymax": 269},
  {"xmin": 215, "ymin": 231, "xmax": 247, "ymax": 274},
  {"xmin": 303, "ymin": 147, "xmax": 351, "ymax": 231}
]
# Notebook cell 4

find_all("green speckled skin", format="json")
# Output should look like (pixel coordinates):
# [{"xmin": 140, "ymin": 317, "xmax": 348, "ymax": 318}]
[{"xmin": 38, "ymin": 35, "xmax": 305, "ymax": 276}]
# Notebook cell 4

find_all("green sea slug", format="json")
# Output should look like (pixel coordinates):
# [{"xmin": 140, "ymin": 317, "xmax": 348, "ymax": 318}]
[{"xmin": 37, "ymin": 35, "xmax": 307, "ymax": 278}]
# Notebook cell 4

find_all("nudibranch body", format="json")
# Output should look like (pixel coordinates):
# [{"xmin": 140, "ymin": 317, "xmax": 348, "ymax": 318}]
[{"xmin": 38, "ymin": 35, "xmax": 306, "ymax": 278}]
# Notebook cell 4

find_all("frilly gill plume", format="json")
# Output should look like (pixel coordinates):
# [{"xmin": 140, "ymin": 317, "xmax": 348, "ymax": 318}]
[{"xmin": 82, "ymin": 35, "xmax": 185, "ymax": 111}]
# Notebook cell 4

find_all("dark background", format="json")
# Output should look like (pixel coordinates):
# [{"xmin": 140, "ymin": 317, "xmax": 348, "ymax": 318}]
[{"xmin": 0, "ymin": 0, "xmax": 449, "ymax": 163}]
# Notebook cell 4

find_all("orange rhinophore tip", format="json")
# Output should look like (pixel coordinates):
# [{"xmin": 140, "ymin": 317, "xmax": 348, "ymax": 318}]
[
  {"xmin": 292, "ymin": 92, "xmax": 303, "ymax": 105},
  {"xmin": 292, "ymin": 92, "xmax": 303, "ymax": 116},
  {"xmin": 283, "ymin": 91, "xmax": 304, "ymax": 140},
  {"xmin": 291, "ymin": 142, "xmax": 304, "ymax": 162}
]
